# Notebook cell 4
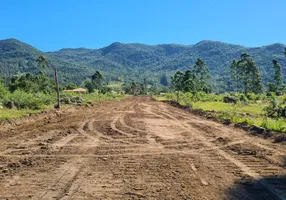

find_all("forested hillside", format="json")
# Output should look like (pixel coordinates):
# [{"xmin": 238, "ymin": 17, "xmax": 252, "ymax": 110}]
[
  {"xmin": 0, "ymin": 39, "xmax": 93, "ymax": 84},
  {"xmin": 0, "ymin": 38, "xmax": 285, "ymax": 92}
]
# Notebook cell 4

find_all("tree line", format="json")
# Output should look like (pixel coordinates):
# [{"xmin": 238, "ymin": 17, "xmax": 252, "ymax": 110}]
[{"xmin": 171, "ymin": 48, "xmax": 286, "ymax": 102}]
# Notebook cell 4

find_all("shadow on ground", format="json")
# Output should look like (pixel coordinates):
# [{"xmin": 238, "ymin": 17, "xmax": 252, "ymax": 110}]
[{"xmin": 226, "ymin": 174, "xmax": 286, "ymax": 200}]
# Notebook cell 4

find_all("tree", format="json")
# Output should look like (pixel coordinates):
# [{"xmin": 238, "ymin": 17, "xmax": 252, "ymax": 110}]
[
  {"xmin": 236, "ymin": 53, "xmax": 263, "ymax": 94},
  {"xmin": 273, "ymin": 59, "xmax": 283, "ymax": 90},
  {"xmin": 193, "ymin": 58, "xmax": 211, "ymax": 93},
  {"xmin": 182, "ymin": 69, "xmax": 196, "ymax": 93},
  {"xmin": 91, "ymin": 71, "xmax": 104, "ymax": 89},
  {"xmin": 84, "ymin": 80, "xmax": 94, "ymax": 93},
  {"xmin": 0, "ymin": 75, "xmax": 7, "ymax": 99},
  {"xmin": 230, "ymin": 59, "xmax": 239, "ymax": 92},
  {"xmin": 36, "ymin": 55, "xmax": 60, "ymax": 108},
  {"xmin": 171, "ymin": 71, "xmax": 185, "ymax": 102},
  {"xmin": 130, "ymin": 80, "xmax": 137, "ymax": 94},
  {"xmin": 140, "ymin": 78, "xmax": 148, "ymax": 95},
  {"xmin": 8, "ymin": 72, "xmax": 54, "ymax": 94},
  {"xmin": 160, "ymin": 74, "xmax": 169, "ymax": 86}
]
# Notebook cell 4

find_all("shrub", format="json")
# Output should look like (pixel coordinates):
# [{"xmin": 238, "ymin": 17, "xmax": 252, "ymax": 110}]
[
  {"xmin": 165, "ymin": 92, "xmax": 177, "ymax": 101},
  {"xmin": 3, "ymin": 90, "xmax": 53, "ymax": 110},
  {"xmin": 235, "ymin": 93, "xmax": 248, "ymax": 103},
  {"xmin": 246, "ymin": 92, "xmax": 265, "ymax": 102},
  {"xmin": 263, "ymin": 96, "xmax": 286, "ymax": 118},
  {"xmin": 261, "ymin": 118, "xmax": 286, "ymax": 132}
]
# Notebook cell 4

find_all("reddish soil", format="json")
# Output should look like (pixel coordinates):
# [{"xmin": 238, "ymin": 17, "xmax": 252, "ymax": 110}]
[{"xmin": 0, "ymin": 97, "xmax": 285, "ymax": 200}]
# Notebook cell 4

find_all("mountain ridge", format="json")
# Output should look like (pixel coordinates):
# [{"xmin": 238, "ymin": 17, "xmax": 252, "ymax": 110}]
[{"xmin": 0, "ymin": 38, "xmax": 286, "ymax": 92}]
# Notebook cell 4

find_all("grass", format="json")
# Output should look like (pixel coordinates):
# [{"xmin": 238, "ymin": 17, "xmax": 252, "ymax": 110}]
[
  {"xmin": 0, "ymin": 93, "xmax": 126, "ymax": 120},
  {"xmin": 0, "ymin": 108, "xmax": 42, "ymax": 120},
  {"xmin": 155, "ymin": 93, "xmax": 286, "ymax": 133},
  {"xmin": 193, "ymin": 101, "xmax": 286, "ymax": 132},
  {"xmin": 192, "ymin": 101, "xmax": 264, "ymax": 116}
]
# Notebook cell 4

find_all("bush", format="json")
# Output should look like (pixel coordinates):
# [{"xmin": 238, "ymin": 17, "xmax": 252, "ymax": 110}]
[
  {"xmin": 99, "ymin": 87, "xmax": 112, "ymax": 94},
  {"xmin": 165, "ymin": 92, "xmax": 177, "ymax": 101},
  {"xmin": 235, "ymin": 93, "xmax": 248, "ymax": 103},
  {"xmin": 261, "ymin": 118, "xmax": 286, "ymax": 132},
  {"xmin": 3, "ymin": 90, "xmax": 54, "ymax": 110},
  {"xmin": 246, "ymin": 92, "xmax": 263, "ymax": 102},
  {"xmin": 263, "ymin": 96, "xmax": 286, "ymax": 118}
]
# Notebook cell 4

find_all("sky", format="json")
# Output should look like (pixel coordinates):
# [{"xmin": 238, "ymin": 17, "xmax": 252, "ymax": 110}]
[{"xmin": 0, "ymin": 0, "xmax": 285, "ymax": 51}]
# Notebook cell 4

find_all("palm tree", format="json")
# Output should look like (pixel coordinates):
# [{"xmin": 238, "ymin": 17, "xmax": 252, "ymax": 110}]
[{"xmin": 36, "ymin": 55, "xmax": 60, "ymax": 109}]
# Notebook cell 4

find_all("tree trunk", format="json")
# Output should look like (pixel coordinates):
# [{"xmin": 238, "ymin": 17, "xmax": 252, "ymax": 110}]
[
  {"xmin": 54, "ymin": 68, "xmax": 60, "ymax": 109},
  {"xmin": 176, "ymin": 91, "xmax": 180, "ymax": 103}
]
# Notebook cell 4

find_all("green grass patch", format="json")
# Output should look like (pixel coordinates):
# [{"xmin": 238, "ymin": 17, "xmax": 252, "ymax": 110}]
[
  {"xmin": 155, "ymin": 92, "xmax": 286, "ymax": 133},
  {"xmin": 193, "ymin": 101, "xmax": 264, "ymax": 116},
  {"xmin": 0, "ymin": 108, "xmax": 42, "ymax": 120},
  {"xmin": 0, "ymin": 93, "xmax": 126, "ymax": 121}
]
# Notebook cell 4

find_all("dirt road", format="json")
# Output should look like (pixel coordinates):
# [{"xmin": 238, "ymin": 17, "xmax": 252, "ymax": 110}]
[{"xmin": 0, "ymin": 97, "xmax": 285, "ymax": 200}]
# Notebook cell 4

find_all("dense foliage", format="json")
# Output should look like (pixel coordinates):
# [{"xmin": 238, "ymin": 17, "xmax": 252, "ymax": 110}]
[
  {"xmin": 0, "ymin": 73, "xmax": 55, "ymax": 110},
  {"xmin": 230, "ymin": 53, "xmax": 263, "ymax": 94},
  {"xmin": 171, "ymin": 58, "xmax": 211, "ymax": 101}
]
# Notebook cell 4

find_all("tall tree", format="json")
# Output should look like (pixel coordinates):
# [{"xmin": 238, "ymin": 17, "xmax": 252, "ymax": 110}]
[
  {"xmin": 182, "ymin": 69, "xmax": 196, "ymax": 92},
  {"xmin": 36, "ymin": 55, "xmax": 60, "ymax": 109},
  {"xmin": 91, "ymin": 71, "xmax": 104, "ymax": 89},
  {"xmin": 230, "ymin": 59, "xmax": 239, "ymax": 92},
  {"xmin": 236, "ymin": 53, "xmax": 263, "ymax": 94},
  {"xmin": 273, "ymin": 59, "xmax": 283, "ymax": 88},
  {"xmin": 171, "ymin": 71, "xmax": 185, "ymax": 102},
  {"xmin": 193, "ymin": 58, "xmax": 211, "ymax": 93}
]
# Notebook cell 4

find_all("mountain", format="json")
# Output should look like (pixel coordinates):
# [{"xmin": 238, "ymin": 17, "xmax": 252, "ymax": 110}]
[
  {"xmin": 1, "ymin": 38, "xmax": 286, "ymax": 92},
  {"xmin": 0, "ymin": 39, "xmax": 93, "ymax": 84}
]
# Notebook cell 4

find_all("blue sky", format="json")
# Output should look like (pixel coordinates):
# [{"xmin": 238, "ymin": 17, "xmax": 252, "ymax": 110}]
[{"xmin": 0, "ymin": 0, "xmax": 285, "ymax": 51}]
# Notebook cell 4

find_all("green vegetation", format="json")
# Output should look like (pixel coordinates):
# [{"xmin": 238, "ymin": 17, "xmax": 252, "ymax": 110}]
[
  {"xmin": 154, "ymin": 49, "xmax": 286, "ymax": 133},
  {"xmin": 231, "ymin": 53, "xmax": 263, "ymax": 94},
  {"xmin": 1, "ymin": 39, "xmax": 286, "ymax": 93},
  {"xmin": 0, "ymin": 108, "xmax": 43, "ymax": 120},
  {"xmin": 36, "ymin": 55, "xmax": 61, "ymax": 108},
  {"xmin": 268, "ymin": 59, "xmax": 285, "ymax": 94},
  {"xmin": 0, "ymin": 70, "xmax": 125, "ymax": 120},
  {"xmin": 1, "ymin": 38, "xmax": 286, "ymax": 130},
  {"xmin": 156, "ymin": 92, "xmax": 286, "ymax": 132}
]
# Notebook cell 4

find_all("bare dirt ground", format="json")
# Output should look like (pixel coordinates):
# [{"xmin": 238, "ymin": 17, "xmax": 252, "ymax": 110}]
[{"xmin": 0, "ymin": 97, "xmax": 285, "ymax": 200}]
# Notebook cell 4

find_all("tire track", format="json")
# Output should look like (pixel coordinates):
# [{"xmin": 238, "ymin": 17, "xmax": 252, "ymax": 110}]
[{"xmin": 142, "ymin": 103, "xmax": 286, "ymax": 200}]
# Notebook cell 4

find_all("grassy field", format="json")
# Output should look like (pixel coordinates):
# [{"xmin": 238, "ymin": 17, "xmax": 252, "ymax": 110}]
[
  {"xmin": 154, "ymin": 93, "xmax": 286, "ymax": 133},
  {"xmin": 0, "ymin": 93, "xmax": 125, "ymax": 120}
]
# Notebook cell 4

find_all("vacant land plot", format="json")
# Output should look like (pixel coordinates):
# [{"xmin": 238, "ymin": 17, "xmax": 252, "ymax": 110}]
[{"xmin": 0, "ymin": 97, "xmax": 285, "ymax": 199}]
